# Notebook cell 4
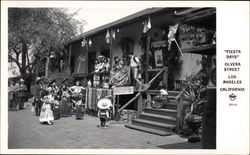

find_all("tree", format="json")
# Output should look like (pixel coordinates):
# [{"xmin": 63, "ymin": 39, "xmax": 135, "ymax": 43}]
[{"xmin": 8, "ymin": 8, "xmax": 85, "ymax": 91}]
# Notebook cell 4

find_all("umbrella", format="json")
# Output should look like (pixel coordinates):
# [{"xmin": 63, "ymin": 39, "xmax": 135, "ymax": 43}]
[{"xmin": 97, "ymin": 98, "xmax": 112, "ymax": 109}]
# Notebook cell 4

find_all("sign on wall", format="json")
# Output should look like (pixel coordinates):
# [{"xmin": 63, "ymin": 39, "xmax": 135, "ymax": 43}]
[{"xmin": 113, "ymin": 86, "xmax": 134, "ymax": 95}]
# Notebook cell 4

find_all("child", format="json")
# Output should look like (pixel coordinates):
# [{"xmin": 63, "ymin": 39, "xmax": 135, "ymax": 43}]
[
  {"xmin": 98, "ymin": 108, "xmax": 109, "ymax": 128},
  {"xmin": 97, "ymin": 98, "xmax": 112, "ymax": 128}
]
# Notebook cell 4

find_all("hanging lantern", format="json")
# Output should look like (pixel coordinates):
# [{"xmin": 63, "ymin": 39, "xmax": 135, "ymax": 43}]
[
  {"xmin": 81, "ymin": 37, "xmax": 87, "ymax": 47},
  {"xmin": 117, "ymin": 28, "xmax": 119, "ymax": 32},
  {"xmin": 88, "ymin": 39, "xmax": 92, "ymax": 47},
  {"xmin": 105, "ymin": 29, "xmax": 110, "ymax": 44}
]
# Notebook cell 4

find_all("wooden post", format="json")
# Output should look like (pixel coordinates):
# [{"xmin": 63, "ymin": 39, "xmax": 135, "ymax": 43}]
[
  {"xmin": 85, "ymin": 42, "xmax": 89, "ymax": 78},
  {"xmin": 163, "ymin": 67, "xmax": 168, "ymax": 88},
  {"xmin": 176, "ymin": 97, "xmax": 183, "ymax": 133},
  {"xmin": 145, "ymin": 30, "xmax": 150, "ymax": 83},
  {"xmin": 68, "ymin": 44, "xmax": 72, "ymax": 72},
  {"xmin": 109, "ymin": 30, "xmax": 113, "ymax": 73},
  {"xmin": 137, "ymin": 94, "xmax": 143, "ymax": 117}
]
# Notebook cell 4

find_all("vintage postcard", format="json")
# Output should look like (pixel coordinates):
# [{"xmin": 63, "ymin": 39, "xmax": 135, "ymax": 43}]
[{"xmin": 1, "ymin": 1, "xmax": 249, "ymax": 154}]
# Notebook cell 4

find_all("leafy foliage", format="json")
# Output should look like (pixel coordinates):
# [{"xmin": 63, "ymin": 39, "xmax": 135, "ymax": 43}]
[{"xmin": 8, "ymin": 8, "xmax": 85, "ymax": 91}]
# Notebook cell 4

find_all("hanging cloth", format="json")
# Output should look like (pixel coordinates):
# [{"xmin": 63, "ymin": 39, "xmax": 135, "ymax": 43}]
[{"xmin": 105, "ymin": 29, "xmax": 110, "ymax": 44}]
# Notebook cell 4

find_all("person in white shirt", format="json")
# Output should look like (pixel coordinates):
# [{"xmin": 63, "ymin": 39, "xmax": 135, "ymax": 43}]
[{"xmin": 129, "ymin": 54, "xmax": 142, "ymax": 89}]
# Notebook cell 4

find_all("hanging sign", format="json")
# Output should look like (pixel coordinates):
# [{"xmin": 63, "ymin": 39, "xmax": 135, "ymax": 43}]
[{"xmin": 113, "ymin": 86, "xmax": 134, "ymax": 95}]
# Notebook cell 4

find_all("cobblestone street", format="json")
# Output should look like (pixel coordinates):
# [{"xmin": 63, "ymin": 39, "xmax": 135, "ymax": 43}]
[{"xmin": 7, "ymin": 104, "xmax": 201, "ymax": 149}]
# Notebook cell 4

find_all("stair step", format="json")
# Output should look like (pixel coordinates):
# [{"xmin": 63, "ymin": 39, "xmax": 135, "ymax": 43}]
[
  {"xmin": 144, "ymin": 108, "xmax": 177, "ymax": 117},
  {"xmin": 167, "ymin": 91, "xmax": 181, "ymax": 96},
  {"xmin": 125, "ymin": 124, "xmax": 173, "ymax": 136},
  {"xmin": 139, "ymin": 113, "xmax": 176, "ymax": 125},
  {"xmin": 132, "ymin": 119, "xmax": 176, "ymax": 132}
]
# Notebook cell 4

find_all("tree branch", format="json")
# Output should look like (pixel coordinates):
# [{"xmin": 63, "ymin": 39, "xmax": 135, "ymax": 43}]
[{"xmin": 8, "ymin": 54, "xmax": 21, "ymax": 69}]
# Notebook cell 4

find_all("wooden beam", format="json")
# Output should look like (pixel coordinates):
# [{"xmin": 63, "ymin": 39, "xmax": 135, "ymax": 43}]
[
  {"xmin": 145, "ymin": 30, "xmax": 150, "ymax": 83},
  {"xmin": 137, "ymin": 94, "xmax": 143, "ymax": 116}
]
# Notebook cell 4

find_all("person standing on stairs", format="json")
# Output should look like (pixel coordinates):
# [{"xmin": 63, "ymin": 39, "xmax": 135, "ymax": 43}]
[{"xmin": 129, "ymin": 54, "xmax": 142, "ymax": 90}]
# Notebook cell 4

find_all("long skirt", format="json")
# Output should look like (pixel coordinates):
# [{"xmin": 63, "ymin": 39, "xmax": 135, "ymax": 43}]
[
  {"xmin": 60, "ymin": 97, "xmax": 72, "ymax": 117},
  {"xmin": 39, "ymin": 103, "xmax": 54, "ymax": 123},
  {"xmin": 33, "ymin": 99, "xmax": 42, "ymax": 116},
  {"xmin": 75, "ymin": 104, "xmax": 84, "ymax": 119},
  {"xmin": 53, "ymin": 102, "xmax": 61, "ymax": 120}
]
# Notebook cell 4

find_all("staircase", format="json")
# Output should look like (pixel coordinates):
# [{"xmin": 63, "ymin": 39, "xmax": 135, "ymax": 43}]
[{"xmin": 125, "ymin": 91, "xmax": 180, "ymax": 136}]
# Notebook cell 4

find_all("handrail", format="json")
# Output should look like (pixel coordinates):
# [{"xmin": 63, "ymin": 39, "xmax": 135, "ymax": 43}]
[
  {"xmin": 175, "ymin": 69, "xmax": 202, "ymax": 133},
  {"xmin": 118, "ymin": 67, "xmax": 167, "ymax": 112}
]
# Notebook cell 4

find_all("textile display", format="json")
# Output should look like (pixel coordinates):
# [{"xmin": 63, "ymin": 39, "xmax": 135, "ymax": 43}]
[
  {"xmin": 110, "ymin": 66, "xmax": 130, "ymax": 86},
  {"xmin": 87, "ymin": 88, "xmax": 112, "ymax": 111}
]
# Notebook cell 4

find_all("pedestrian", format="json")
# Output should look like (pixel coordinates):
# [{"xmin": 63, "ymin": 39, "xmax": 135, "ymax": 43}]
[
  {"xmin": 39, "ymin": 87, "xmax": 54, "ymax": 125},
  {"xmin": 60, "ymin": 83, "xmax": 72, "ymax": 117},
  {"xmin": 8, "ymin": 80, "xmax": 15, "ymax": 110},
  {"xmin": 53, "ymin": 99, "xmax": 61, "ymax": 120},
  {"xmin": 33, "ymin": 77, "xmax": 43, "ymax": 116},
  {"xmin": 13, "ymin": 81, "xmax": 20, "ymax": 111},
  {"xmin": 129, "ymin": 54, "xmax": 142, "ymax": 89},
  {"xmin": 97, "ymin": 98, "xmax": 112, "ymax": 128},
  {"xmin": 48, "ymin": 80, "xmax": 60, "ymax": 120},
  {"xmin": 69, "ymin": 81, "xmax": 86, "ymax": 119},
  {"xmin": 18, "ymin": 78, "xmax": 27, "ymax": 110}
]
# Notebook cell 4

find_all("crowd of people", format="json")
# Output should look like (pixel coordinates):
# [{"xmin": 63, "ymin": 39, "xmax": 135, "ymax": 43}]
[
  {"xmin": 9, "ymin": 77, "xmax": 112, "ymax": 128},
  {"xmin": 32, "ymin": 77, "xmax": 88, "ymax": 125},
  {"xmin": 8, "ymin": 78, "xmax": 28, "ymax": 111},
  {"xmin": 8, "ymin": 54, "xmax": 145, "ymax": 128}
]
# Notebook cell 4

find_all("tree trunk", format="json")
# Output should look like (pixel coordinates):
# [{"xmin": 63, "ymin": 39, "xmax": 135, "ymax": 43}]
[
  {"xmin": 21, "ymin": 41, "xmax": 27, "ymax": 70},
  {"xmin": 45, "ymin": 56, "xmax": 50, "ymax": 77}
]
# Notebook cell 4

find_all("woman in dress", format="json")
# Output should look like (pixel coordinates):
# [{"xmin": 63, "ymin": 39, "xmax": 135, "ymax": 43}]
[
  {"xmin": 39, "ymin": 87, "xmax": 54, "ymax": 125},
  {"xmin": 48, "ymin": 80, "xmax": 60, "ymax": 120},
  {"xmin": 69, "ymin": 81, "xmax": 86, "ymax": 119},
  {"xmin": 60, "ymin": 84, "xmax": 72, "ymax": 117}
]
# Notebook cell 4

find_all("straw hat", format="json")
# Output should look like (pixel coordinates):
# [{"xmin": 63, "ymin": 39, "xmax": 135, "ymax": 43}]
[
  {"xmin": 35, "ymin": 77, "xmax": 42, "ymax": 83},
  {"xmin": 97, "ymin": 98, "xmax": 112, "ymax": 109}
]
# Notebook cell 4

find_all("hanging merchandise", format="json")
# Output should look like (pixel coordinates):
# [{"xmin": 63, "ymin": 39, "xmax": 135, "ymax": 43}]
[
  {"xmin": 111, "ymin": 29, "xmax": 116, "ymax": 40},
  {"xmin": 88, "ymin": 39, "xmax": 92, "ymax": 47},
  {"xmin": 143, "ymin": 17, "xmax": 151, "ymax": 34},
  {"xmin": 81, "ymin": 37, "xmax": 87, "ymax": 47},
  {"xmin": 105, "ymin": 29, "xmax": 110, "ymax": 44},
  {"xmin": 167, "ymin": 24, "xmax": 183, "ymax": 56},
  {"xmin": 147, "ymin": 16, "xmax": 151, "ymax": 30}
]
